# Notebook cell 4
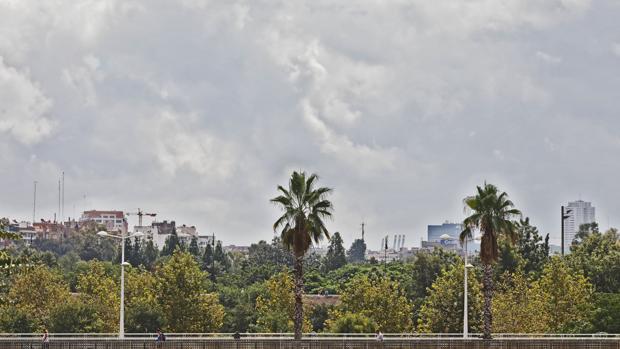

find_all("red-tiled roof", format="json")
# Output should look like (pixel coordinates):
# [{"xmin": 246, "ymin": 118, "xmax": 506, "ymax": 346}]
[{"xmin": 82, "ymin": 210, "xmax": 125, "ymax": 218}]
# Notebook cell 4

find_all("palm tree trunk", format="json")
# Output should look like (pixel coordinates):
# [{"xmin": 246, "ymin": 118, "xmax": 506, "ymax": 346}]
[
  {"xmin": 482, "ymin": 263, "xmax": 493, "ymax": 339},
  {"xmin": 293, "ymin": 255, "xmax": 304, "ymax": 340}
]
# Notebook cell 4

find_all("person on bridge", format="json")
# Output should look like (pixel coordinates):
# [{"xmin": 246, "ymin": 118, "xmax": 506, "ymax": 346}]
[
  {"xmin": 156, "ymin": 329, "xmax": 166, "ymax": 345},
  {"xmin": 375, "ymin": 331, "xmax": 384, "ymax": 342},
  {"xmin": 42, "ymin": 329, "xmax": 50, "ymax": 349}
]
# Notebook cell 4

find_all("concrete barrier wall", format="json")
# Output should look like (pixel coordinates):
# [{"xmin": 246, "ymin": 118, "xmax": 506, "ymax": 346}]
[{"xmin": 1, "ymin": 339, "xmax": 620, "ymax": 349}]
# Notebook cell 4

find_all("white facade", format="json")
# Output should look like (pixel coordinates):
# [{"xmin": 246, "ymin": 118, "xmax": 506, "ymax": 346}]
[
  {"xmin": 17, "ymin": 221, "xmax": 36, "ymax": 245},
  {"xmin": 366, "ymin": 249, "xmax": 400, "ymax": 263},
  {"xmin": 563, "ymin": 200, "xmax": 596, "ymax": 254},
  {"xmin": 135, "ymin": 224, "xmax": 206, "ymax": 250},
  {"xmin": 80, "ymin": 211, "xmax": 127, "ymax": 233}
]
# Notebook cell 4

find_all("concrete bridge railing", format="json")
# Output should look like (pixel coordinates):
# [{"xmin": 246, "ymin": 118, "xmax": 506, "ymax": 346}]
[{"xmin": 1, "ymin": 338, "xmax": 620, "ymax": 349}]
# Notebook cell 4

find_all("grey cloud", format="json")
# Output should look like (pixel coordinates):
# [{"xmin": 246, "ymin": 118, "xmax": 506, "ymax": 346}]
[{"xmin": 1, "ymin": 0, "xmax": 619, "ymax": 247}]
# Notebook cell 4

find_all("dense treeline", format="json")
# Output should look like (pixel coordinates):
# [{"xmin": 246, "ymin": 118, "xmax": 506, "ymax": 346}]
[
  {"xmin": 1, "ymin": 175, "xmax": 620, "ymax": 336},
  {"xmin": 0, "ymin": 220, "xmax": 618, "ymax": 334}
]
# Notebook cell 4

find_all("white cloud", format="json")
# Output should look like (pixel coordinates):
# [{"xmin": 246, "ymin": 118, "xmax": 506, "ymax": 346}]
[
  {"xmin": 153, "ymin": 111, "xmax": 238, "ymax": 179},
  {"xmin": 62, "ymin": 55, "xmax": 104, "ymax": 106},
  {"xmin": 612, "ymin": 43, "xmax": 620, "ymax": 57},
  {"xmin": 0, "ymin": 57, "xmax": 54, "ymax": 145},
  {"xmin": 302, "ymin": 100, "xmax": 399, "ymax": 176},
  {"xmin": 0, "ymin": 0, "xmax": 618, "ymax": 247},
  {"xmin": 536, "ymin": 51, "xmax": 563, "ymax": 64}
]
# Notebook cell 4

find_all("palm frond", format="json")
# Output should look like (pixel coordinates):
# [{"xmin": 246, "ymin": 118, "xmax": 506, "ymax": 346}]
[{"xmin": 270, "ymin": 171, "xmax": 334, "ymax": 256}]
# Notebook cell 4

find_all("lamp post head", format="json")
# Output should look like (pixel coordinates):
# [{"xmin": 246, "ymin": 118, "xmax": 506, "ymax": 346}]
[
  {"xmin": 129, "ymin": 231, "xmax": 144, "ymax": 238},
  {"xmin": 97, "ymin": 231, "xmax": 109, "ymax": 237}
]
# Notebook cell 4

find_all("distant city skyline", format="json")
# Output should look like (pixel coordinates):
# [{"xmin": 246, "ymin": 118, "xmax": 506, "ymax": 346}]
[
  {"xmin": 1, "ymin": 1, "xmax": 619, "ymax": 248},
  {"xmin": 5, "ymin": 195, "xmax": 608, "ymax": 251}
]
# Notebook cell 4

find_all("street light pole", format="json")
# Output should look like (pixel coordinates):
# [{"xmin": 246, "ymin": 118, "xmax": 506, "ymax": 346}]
[
  {"xmin": 98, "ymin": 230, "xmax": 143, "ymax": 339},
  {"xmin": 120, "ymin": 230, "xmax": 125, "ymax": 339},
  {"xmin": 463, "ymin": 237, "xmax": 468, "ymax": 338},
  {"xmin": 561, "ymin": 206, "xmax": 573, "ymax": 256}
]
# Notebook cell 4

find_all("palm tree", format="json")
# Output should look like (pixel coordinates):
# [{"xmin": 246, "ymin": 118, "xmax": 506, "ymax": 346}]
[
  {"xmin": 271, "ymin": 171, "xmax": 333, "ymax": 340},
  {"xmin": 460, "ymin": 183, "xmax": 521, "ymax": 339}
]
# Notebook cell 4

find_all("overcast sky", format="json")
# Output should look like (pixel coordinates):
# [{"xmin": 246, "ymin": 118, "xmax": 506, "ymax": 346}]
[{"xmin": 1, "ymin": 0, "xmax": 619, "ymax": 248}]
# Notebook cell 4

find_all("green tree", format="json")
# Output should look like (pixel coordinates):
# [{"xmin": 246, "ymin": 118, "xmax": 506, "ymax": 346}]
[
  {"xmin": 333, "ymin": 274, "xmax": 413, "ymax": 332},
  {"xmin": 126, "ymin": 267, "xmax": 163, "ymax": 333},
  {"xmin": 309, "ymin": 304, "xmax": 332, "ymax": 332},
  {"xmin": 49, "ymin": 298, "xmax": 101, "ymax": 333},
  {"xmin": 142, "ymin": 239, "xmax": 159, "ymax": 270},
  {"xmin": 0, "ymin": 306, "xmax": 35, "ymax": 333},
  {"xmin": 76, "ymin": 260, "xmax": 120, "ymax": 332},
  {"xmin": 534, "ymin": 257, "xmax": 593, "ymax": 332},
  {"xmin": 249, "ymin": 237, "xmax": 295, "ymax": 268},
  {"xmin": 496, "ymin": 219, "xmax": 549, "ymax": 279},
  {"xmin": 496, "ymin": 238, "xmax": 521, "ymax": 277},
  {"xmin": 188, "ymin": 236, "xmax": 200, "ymax": 257},
  {"xmin": 126, "ymin": 301, "xmax": 164, "ymax": 333},
  {"xmin": 589, "ymin": 293, "xmax": 620, "ymax": 333},
  {"xmin": 255, "ymin": 272, "xmax": 311, "ymax": 333},
  {"xmin": 0, "ymin": 219, "xmax": 23, "ymax": 303},
  {"xmin": 492, "ymin": 270, "xmax": 548, "ymax": 333},
  {"xmin": 347, "ymin": 239, "xmax": 367, "ymax": 263},
  {"xmin": 241, "ymin": 238, "xmax": 294, "ymax": 284},
  {"xmin": 80, "ymin": 232, "xmax": 118, "ymax": 261},
  {"xmin": 567, "ymin": 228, "xmax": 620, "ymax": 293},
  {"xmin": 417, "ymin": 263, "xmax": 483, "ymax": 333},
  {"xmin": 323, "ymin": 232, "xmax": 346, "ymax": 272},
  {"xmin": 271, "ymin": 171, "xmax": 334, "ymax": 340},
  {"xmin": 214, "ymin": 240, "xmax": 231, "ymax": 273},
  {"xmin": 4, "ymin": 266, "xmax": 71, "ymax": 330},
  {"xmin": 408, "ymin": 249, "xmax": 459, "ymax": 300},
  {"xmin": 161, "ymin": 229, "xmax": 180, "ymax": 256},
  {"xmin": 327, "ymin": 313, "xmax": 377, "ymax": 333},
  {"xmin": 572, "ymin": 222, "xmax": 599, "ymax": 246},
  {"xmin": 57, "ymin": 251, "xmax": 83, "ymax": 291},
  {"xmin": 217, "ymin": 283, "xmax": 261, "ymax": 333},
  {"xmin": 129, "ymin": 237, "xmax": 143, "ymax": 267},
  {"xmin": 202, "ymin": 243, "xmax": 214, "ymax": 272},
  {"xmin": 156, "ymin": 250, "xmax": 224, "ymax": 332},
  {"xmin": 0, "ymin": 218, "xmax": 25, "ymax": 274},
  {"xmin": 515, "ymin": 218, "xmax": 549, "ymax": 276},
  {"xmin": 122, "ymin": 238, "xmax": 133, "ymax": 265},
  {"xmin": 460, "ymin": 183, "xmax": 521, "ymax": 339}
]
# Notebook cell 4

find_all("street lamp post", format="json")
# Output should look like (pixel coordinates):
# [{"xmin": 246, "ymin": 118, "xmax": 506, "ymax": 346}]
[
  {"xmin": 97, "ymin": 230, "xmax": 143, "ymax": 338},
  {"xmin": 463, "ymin": 237, "xmax": 469, "ymax": 338},
  {"xmin": 460, "ymin": 234, "xmax": 479, "ymax": 339},
  {"xmin": 561, "ymin": 206, "xmax": 573, "ymax": 256}
]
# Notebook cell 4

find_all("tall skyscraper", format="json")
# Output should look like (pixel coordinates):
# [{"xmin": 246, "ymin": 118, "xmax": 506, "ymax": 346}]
[{"xmin": 562, "ymin": 200, "xmax": 596, "ymax": 254}]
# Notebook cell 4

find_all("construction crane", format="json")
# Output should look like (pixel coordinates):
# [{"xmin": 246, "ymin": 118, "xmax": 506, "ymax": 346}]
[{"xmin": 126, "ymin": 208, "xmax": 157, "ymax": 227}]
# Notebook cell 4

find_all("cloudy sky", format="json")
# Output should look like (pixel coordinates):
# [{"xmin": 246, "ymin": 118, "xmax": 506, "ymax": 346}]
[{"xmin": 1, "ymin": 0, "xmax": 619, "ymax": 248}]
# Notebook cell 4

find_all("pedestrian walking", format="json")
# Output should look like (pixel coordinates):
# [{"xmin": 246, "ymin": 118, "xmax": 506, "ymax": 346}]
[
  {"xmin": 156, "ymin": 329, "xmax": 166, "ymax": 346},
  {"xmin": 375, "ymin": 331, "xmax": 384, "ymax": 342},
  {"xmin": 42, "ymin": 329, "xmax": 50, "ymax": 349}
]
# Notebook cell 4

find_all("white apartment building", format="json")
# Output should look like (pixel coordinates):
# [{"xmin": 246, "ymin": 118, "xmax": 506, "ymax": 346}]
[
  {"xmin": 80, "ymin": 210, "xmax": 127, "ymax": 233},
  {"xmin": 135, "ymin": 221, "xmax": 211, "ymax": 250},
  {"xmin": 562, "ymin": 200, "xmax": 596, "ymax": 254}
]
